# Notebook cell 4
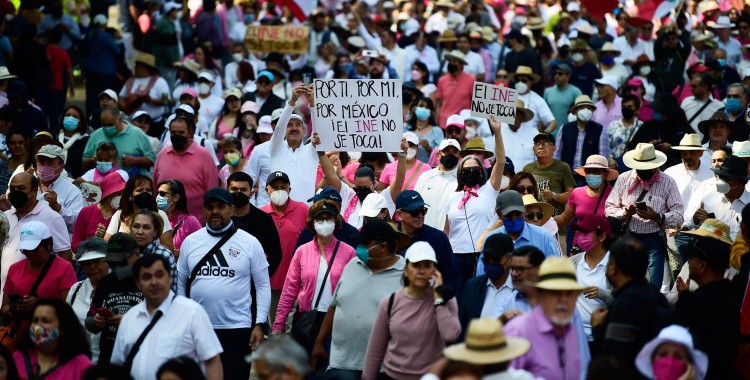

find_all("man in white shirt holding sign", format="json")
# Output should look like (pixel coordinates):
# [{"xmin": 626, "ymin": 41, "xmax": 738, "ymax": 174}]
[{"xmin": 177, "ymin": 187, "xmax": 270, "ymax": 380}]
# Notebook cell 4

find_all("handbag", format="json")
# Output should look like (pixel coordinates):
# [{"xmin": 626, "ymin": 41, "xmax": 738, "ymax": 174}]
[
  {"xmin": 290, "ymin": 241, "xmax": 340, "ymax": 351},
  {"xmin": 0, "ymin": 256, "xmax": 55, "ymax": 351}
]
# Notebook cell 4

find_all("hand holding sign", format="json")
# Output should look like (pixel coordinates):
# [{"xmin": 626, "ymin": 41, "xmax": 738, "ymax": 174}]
[{"xmin": 471, "ymin": 82, "xmax": 518, "ymax": 124}]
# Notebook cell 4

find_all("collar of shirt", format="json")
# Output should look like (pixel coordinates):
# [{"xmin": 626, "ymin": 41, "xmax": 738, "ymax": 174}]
[
  {"xmin": 355, "ymin": 255, "xmax": 406, "ymax": 273},
  {"xmin": 13, "ymin": 201, "xmax": 44, "ymax": 218},
  {"xmin": 578, "ymin": 251, "xmax": 609, "ymax": 271},
  {"xmin": 486, "ymin": 274, "xmax": 514, "ymax": 290},
  {"xmin": 136, "ymin": 290, "xmax": 176, "ymax": 318},
  {"xmin": 733, "ymin": 191, "xmax": 750, "ymax": 206},
  {"xmin": 144, "ymin": 239, "xmax": 161, "ymax": 254},
  {"xmin": 167, "ymin": 141, "xmax": 198, "ymax": 156},
  {"xmin": 531, "ymin": 305, "xmax": 572, "ymax": 335},
  {"xmin": 500, "ymin": 222, "xmax": 533, "ymax": 243}
]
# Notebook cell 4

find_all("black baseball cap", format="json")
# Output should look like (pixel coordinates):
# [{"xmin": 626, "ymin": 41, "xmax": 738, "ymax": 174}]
[
  {"xmin": 395, "ymin": 190, "xmax": 427, "ymax": 211},
  {"xmin": 482, "ymin": 233, "xmax": 515, "ymax": 259},
  {"xmin": 533, "ymin": 133, "xmax": 555, "ymax": 145},
  {"xmin": 204, "ymin": 187, "xmax": 233, "ymax": 206},
  {"xmin": 356, "ymin": 219, "xmax": 396, "ymax": 247},
  {"xmin": 308, "ymin": 186, "xmax": 342, "ymax": 204},
  {"xmin": 313, "ymin": 201, "xmax": 339, "ymax": 218},
  {"xmin": 266, "ymin": 171, "xmax": 290, "ymax": 186},
  {"xmin": 106, "ymin": 233, "xmax": 138, "ymax": 263}
]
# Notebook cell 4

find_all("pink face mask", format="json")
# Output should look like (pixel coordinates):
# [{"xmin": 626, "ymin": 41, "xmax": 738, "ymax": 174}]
[
  {"xmin": 652, "ymin": 356, "xmax": 688, "ymax": 380},
  {"xmin": 37, "ymin": 165, "xmax": 58, "ymax": 183},
  {"xmin": 411, "ymin": 69, "xmax": 422, "ymax": 81},
  {"xmin": 576, "ymin": 231, "xmax": 597, "ymax": 252}
]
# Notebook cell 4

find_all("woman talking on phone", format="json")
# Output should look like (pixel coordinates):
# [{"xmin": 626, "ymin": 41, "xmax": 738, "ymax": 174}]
[{"xmin": 363, "ymin": 242, "xmax": 461, "ymax": 380}]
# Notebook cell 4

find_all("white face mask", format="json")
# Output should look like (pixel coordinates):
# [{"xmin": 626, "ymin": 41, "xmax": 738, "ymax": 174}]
[
  {"xmin": 639, "ymin": 66, "xmax": 651, "ymax": 76},
  {"xmin": 270, "ymin": 189, "xmax": 289, "ymax": 206},
  {"xmin": 406, "ymin": 147, "xmax": 417, "ymax": 160},
  {"xmin": 577, "ymin": 108, "xmax": 593, "ymax": 122},
  {"xmin": 232, "ymin": 53, "xmax": 244, "ymax": 63},
  {"xmin": 109, "ymin": 196, "xmax": 121, "ymax": 210},
  {"xmin": 314, "ymin": 220, "xmax": 336, "ymax": 237},
  {"xmin": 465, "ymin": 126, "xmax": 477, "ymax": 139},
  {"xmin": 514, "ymin": 81, "xmax": 529, "ymax": 94},
  {"xmin": 716, "ymin": 178, "xmax": 731, "ymax": 194},
  {"xmin": 198, "ymin": 83, "xmax": 211, "ymax": 95},
  {"xmin": 572, "ymin": 52, "xmax": 584, "ymax": 63}
]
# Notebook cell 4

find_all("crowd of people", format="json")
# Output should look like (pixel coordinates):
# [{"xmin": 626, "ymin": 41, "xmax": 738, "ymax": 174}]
[{"xmin": 0, "ymin": 0, "xmax": 747, "ymax": 379}]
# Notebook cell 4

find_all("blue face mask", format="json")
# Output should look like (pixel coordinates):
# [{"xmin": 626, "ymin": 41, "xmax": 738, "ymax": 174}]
[
  {"xmin": 717, "ymin": 58, "xmax": 727, "ymax": 67},
  {"xmin": 586, "ymin": 174, "xmax": 603, "ymax": 188},
  {"xmin": 601, "ymin": 56, "xmax": 615, "ymax": 65},
  {"xmin": 414, "ymin": 107, "xmax": 431, "ymax": 121},
  {"xmin": 102, "ymin": 126, "xmax": 118, "ymax": 137},
  {"xmin": 484, "ymin": 262, "xmax": 505, "ymax": 281},
  {"xmin": 244, "ymin": 14, "xmax": 254, "ymax": 24},
  {"xmin": 62, "ymin": 116, "xmax": 79, "ymax": 131},
  {"xmin": 652, "ymin": 111, "xmax": 663, "ymax": 121},
  {"xmin": 355, "ymin": 244, "xmax": 370, "ymax": 263},
  {"xmin": 503, "ymin": 218, "xmax": 525, "ymax": 234},
  {"xmin": 155, "ymin": 195, "xmax": 170, "ymax": 210},
  {"xmin": 96, "ymin": 161, "xmax": 113, "ymax": 174},
  {"xmin": 726, "ymin": 98, "xmax": 741, "ymax": 114}
]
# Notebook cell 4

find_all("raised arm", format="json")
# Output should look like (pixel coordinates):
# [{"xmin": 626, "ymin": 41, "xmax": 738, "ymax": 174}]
[
  {"xmin": 389, "ymin": 138, "xmax": 409, "ymax": 201},
  {"xmin": 487, "ymin": 116, "xmax": 506, "ymax": 191}
]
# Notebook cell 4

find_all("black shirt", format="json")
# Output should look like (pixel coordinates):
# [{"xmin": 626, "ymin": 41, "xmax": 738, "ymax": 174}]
[{"xmin": 233, "ymin": 205, "xmax": 282, "ymax": 277}]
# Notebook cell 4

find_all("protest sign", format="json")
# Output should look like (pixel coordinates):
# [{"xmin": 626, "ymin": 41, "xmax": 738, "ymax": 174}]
[
  {"xmin": 245, "ymin": 25, "xmax": 309, "ymax": 54},
  {"xmin": 312, "ymin": 79, "xmax": 403, "ymax": 152},
  {"xmin": 470, "ymin": 82, "xmax": 518, "ymax": 124}
]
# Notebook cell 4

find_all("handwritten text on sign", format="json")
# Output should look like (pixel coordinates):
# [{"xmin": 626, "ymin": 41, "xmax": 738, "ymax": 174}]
[
  {"xmin": 245, "ymin": 26, "xmax": 309, "ymax": 54},
  {"xmin": 313, "ymin": 79, "xmax": 402, "ymax": 152},
  {"xmin": 470, "ymin": 82, "xmax": 518, "ymax": 124}
]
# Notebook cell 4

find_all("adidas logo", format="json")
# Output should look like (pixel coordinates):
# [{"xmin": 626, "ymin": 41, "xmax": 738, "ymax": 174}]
[{"xmin": 197, "ymin": 251, "xmax": 236, "ymax": 277}]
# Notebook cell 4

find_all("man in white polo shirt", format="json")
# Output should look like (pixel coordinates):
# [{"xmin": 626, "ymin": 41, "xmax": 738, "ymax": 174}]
[{"xmin": 414, "ymin": 139, "xmax": 460, "ymax": 229}]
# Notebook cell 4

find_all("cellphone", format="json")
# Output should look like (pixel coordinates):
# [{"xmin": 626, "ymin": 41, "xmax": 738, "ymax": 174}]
[
  {"xmin": 303, "ymin": 73, "xmax": 312, "ymax": 86},
  {"xmin": 95, "ymin": 307, "xmax": 113, "ymax": 319},
  {"xmin": 707, "ymin": 213, "xmax": 716, "ymax": 219},
  {"xmin": 428, "ymin": 278, "xmax": 436, "ymax": 287},
  {"xmin": 7, "ymin": 294, "xmax": 21, "ymax": 303},
  {"xmin": 362, "ymin": 49, "xmax": 379, "ymax": 58},
  {"xmin": 636, "ymin": 201, "xmax": 648, "ymax": 211}
]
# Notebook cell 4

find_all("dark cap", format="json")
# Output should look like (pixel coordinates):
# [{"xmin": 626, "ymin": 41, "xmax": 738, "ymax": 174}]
[
  {"xmin": 267, "ymin": 171, "xmax": 290, "ymax": 186},
  {"xmin": 572, "ymin": 214, "xmax": 612, "ymax": 237},
  {"xmin": 689, "ymin": 236, "xmax": 730, "ymax": 271},
  {"xmin": 504, "ymin": 156, "xmax": 515, "ymax": 174},
  {"xmin": 482, "ymin": 233, "xmax": 514, "ymax": 260},
  {"xmin": 357, "ymin": 219, "xmax": 396, "ymax": 247},
  {"xmin": 533, "ymin": 133, "xmax": 555, "ymax": 145},
  {"xmin": 396, "ymin": 190, "xmax": 427, "ymax": 211},
  {"xmin": 552, "ymin": 63, "xmax": 572, "ymax": 74},
  {"xmin": 106, "ymin": 233, "xmax": 138, "ymax": 262},
  {"xmin": 204, "ymin": 187, "xmax": 233, "ymax": 206},
  {"xmin": 313, "ymin": 201, "xmax": 339, "ymax": 218},
  {"xmin": 308, "ymin": 186, "xmax": 342, "ymax": 204}
]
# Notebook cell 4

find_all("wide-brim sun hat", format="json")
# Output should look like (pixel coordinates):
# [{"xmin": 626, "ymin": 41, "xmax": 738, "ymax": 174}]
[
  {"xmin": 698, "ymin": 111, "xmax": 733, "ymax": 137},
  {"xmin": 622, "ymin": 143, "xmax": 667, "ymax": 170},
  {"xmin": 516, "ymin": 100, "xmax": 534, "ymax": 123},
  {"xmin": 682, "ymin": 219, "xmax": 732, "ymax": 246},
  {"xmin": 461, "ymin": 137, "xmax": 493, "ymax": 159},
  {"xmin": 521, "ymin": 194, "xmax": 552, "ymax": 226},
  {"xmin": 671, "ymin": 133, "xmax": 708, "ymax": 152},
  {"xmin": 733, "ymin": 141, "xmax": 750, "ymax": 158},
  {"xmin": 445, "ymin": 50, "xmax": 469, "ymax": 65},
  {"xmin": 443, "ymin": 318, "xmax": 531, "ymax": 365},
  {"xmin": 574, "ymin": 154, "xmax": 619, "ymax": 181},
  {"xmin": 508, "ymin": 65, "xmax": 541, "ymax": 84},
  {"xmin": 534, "ymin": 257, "xmax": 586, "ymax": 291},
  {"xmin": 635, "ymin": 325, "xmax": 708, "ymax": 380}
]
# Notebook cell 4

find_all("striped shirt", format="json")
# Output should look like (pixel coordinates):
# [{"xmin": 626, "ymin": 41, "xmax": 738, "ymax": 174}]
[{"xmin": 604, "ymin": 170, "xmax": 684, "ymax": 234}]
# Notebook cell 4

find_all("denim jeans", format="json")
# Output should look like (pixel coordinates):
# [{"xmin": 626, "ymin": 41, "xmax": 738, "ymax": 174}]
[
  {"xmin": 633, "ymin": 232, "xmax": 667, "ymax": 287},
  {"xmin": 454, "ymin": 252, "xmax": 480, "ymax": 299}
]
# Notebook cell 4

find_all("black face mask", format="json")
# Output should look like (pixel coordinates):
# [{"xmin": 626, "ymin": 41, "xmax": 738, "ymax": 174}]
[
  {"xmin": 621, "ymin": 108, "xmax": 636, "ymax": 120},
  {"xmin": 559, "ymin": 47, "xmax": 571, "ymax": 57},
  {"xmin": 447, "ymin": 63, "xmax": 459, "ymax": 73},
  {"xmin": 231, "ymin": 192, "xmax": 250, "ymax": 208},
  {"xmin": 461, "ymin": 167, "xmax": 483, "ymax": 187},
  {"xmin": 171, "ymin": 134, "xmax": 188, "ymax": 151},
  {"xmin": 440, "ymin": 154, "xmax": 459, "ymax": 170},
  {"xmin": 353, "ymin": 187, "xmax": 372, "ymax": 202},
  {"xmin": 133, "ymin": 192, "xmax": 154, "ymax": 209},
  {"xmin": 8, "ymin": 190, "xmax": 29, "ymax": 209},
  {"xmin": 636, "ymin": 169, "xmax": 655, "ymax": 181}
]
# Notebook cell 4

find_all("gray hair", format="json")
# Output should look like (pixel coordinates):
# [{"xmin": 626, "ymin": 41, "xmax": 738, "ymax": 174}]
[
  {"xmin": 252, "ymin": 336, "xmax": 311, "ymax": 375},
  {"xmin": 728, "ymin": 83, "xmax": 750, "ymax": 98}
]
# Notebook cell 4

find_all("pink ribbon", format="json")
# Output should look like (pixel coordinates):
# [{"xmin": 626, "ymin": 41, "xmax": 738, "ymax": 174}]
[
  {"xmin": 627, "ymin": 170, "xmax": 662, "ymax": 194},
  {"xmin": 343, "ymin": 192, "xmax": 359, "ymax": 221},
  {"xmin": 458, "ymin": 185, "xmax": 479, "ymax": 209}
]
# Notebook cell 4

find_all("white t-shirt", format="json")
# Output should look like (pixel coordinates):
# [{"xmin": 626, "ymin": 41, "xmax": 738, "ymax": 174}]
[
  {"xmin": 197, "ymin": 94, "xmax": 225, "ymax": 128},
  {"xmin": 313, "ymin": 256, "xmax": 334, "ymax": 312},
  {"xmin": 66, "ymin": 279, "xmax": 100, "ymax": 362},
  {"xmin": 247, "ymin": 141, "xmax": 272, "ymax": 208},
  {"xmin": 501, "ymin": 122, "xmax": 538, "ymax": 171},
  {"xmin": 445, "ymin": 181, "xmax": 499, "ymax": 253},
  {"xmin": 575, "ymin": 252, "xmax": 610, "ymax": 340},
  {"xmin": 177, "ymin": 228, "xmax": 270, "ymax": 328},
  {"xmin": 105, "ymin": 209, "xmax": 173, "ymax": 235},
  {"xmin": 413, "ymin": 168, "xmax": 458, "ymax": 230},
  {"xmin": 119, "ymin": 76, "xmax": 171, "ymax": 121}
]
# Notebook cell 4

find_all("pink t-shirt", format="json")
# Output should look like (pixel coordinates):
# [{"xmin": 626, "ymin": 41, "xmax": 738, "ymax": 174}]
[
  {"xmin": 378, "ymin": 160, "xmax": 431, "ymax": 190},
  {"xmin": 14, "ymin": 351, "xmax": 92, "ymax": 380},
  {"xmin": 71, "ymin": 205, "xmax": 111, "ymax": 253},
  {"xmin": 567, "ymin": 185, "xmax": 613, "ymax": 245},
  {"xmin": 169, "ymin": 210, "xmax": 202, "ymax": 251},
  {"xmin": 260, "ymin": 200, "xmax": 310, "ymax": 290}
]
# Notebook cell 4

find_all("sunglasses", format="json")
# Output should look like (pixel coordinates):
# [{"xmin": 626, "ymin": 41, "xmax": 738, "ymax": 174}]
[
  {"xmin": 257, "ymin": 80, "xmax": 271, "ymax": 86},
  {"xmin": 406, "ymin": 207, "xmax": 428, "ymax": 217},
  {"xmin": 515, "ymin": 186, "xmax": 535, "ymax": 194},
  {"xmin": 157, "ymin": 191, "xmax": 173, "ymax": 197},
  {"xmin": 584, "ymin": 169, "xmax": 605, "ymax": 175},
  {"xmin": 526, "ymin": 212, "xmax": 544, "ymax": 220}
]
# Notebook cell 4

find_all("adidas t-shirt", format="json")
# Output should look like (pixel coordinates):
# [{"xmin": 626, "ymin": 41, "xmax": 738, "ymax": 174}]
[{"xmin": 177, "ymin": 228, "xmax": 271, "ymax": 329}]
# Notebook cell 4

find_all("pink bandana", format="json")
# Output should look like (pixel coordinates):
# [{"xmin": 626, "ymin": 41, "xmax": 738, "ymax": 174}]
[
  {"xmin": 458, "ymin": 185, "xmax": 479, "ymax": 209},
  {"xmin": 628, "ymin": 170, "xmax": 662, "ymax": 194}
]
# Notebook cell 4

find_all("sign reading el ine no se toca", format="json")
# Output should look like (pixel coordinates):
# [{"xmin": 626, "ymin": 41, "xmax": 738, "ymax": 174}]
[
  {"xmin": 312, "ymin": 79, "xmax": 403, "ymax": 152},
  {"xmin": 471, "ymin": 82, "xmax": 518, "ymax": 124}
]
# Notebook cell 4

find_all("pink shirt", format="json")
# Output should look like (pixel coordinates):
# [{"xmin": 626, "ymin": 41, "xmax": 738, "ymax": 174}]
[
  {"xmin": 260, "ymin": 200, "xmax": 310, "ymax": 289},
  {"xmin": 153, "ymin": 142, "xmax": 219, "ymax": 224},
  {"xmin": 14, "ymin": 351, "xmax": 92, "ymax": 380},
  {"xmin": 379, "ymin": 160, "xmax": 430, "ymax": 190},
  {"xmin": 436, "ymin": 72, "xmax": 475, "ymax": 128},
  {"xmin": 272, "ymin": 237, "xmax": 355, "ymax": 331},
  {"xmin": 169, "ymin": 210, "xmax": 202, "ymax": 251},
  {"xmin": 567, "ymin": 185, "xmax": 613, "ymax": 246},
  {"xmin": 71, "ymin": 205, "xmax": 110, "ymax": 253}
]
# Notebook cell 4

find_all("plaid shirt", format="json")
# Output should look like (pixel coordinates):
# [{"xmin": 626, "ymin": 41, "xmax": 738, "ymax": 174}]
[
  {"xmin": 604, "ymin": 170, "xmax": 684, "ymax": 234},
  {"xmin": 143, "ymin": 240, "xmax": 178, "ymax": 292}
]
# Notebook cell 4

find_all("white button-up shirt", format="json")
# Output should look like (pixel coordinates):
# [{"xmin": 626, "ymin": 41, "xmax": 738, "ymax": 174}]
[
  {"xmin": 613, "ymin": 36, "xmax": 654, "ymax": 65},
  {"xmin": 111, "ymin": 292, "xmax": 223, "ymax": 380},
  {"xmin": 37, "ymin": 174, "xmax": 84, "ymax": 234},
  {"xmin": 414, "ymin": 167, "xmax": 458, "ymax": 230},
  {"xmin": 663, "ymin": 161, "xmax": 715, "ymax": 214},
  {"xmin": 502, "ymin": 122, "xmax": 540, "ymax": 171},
  {"xmin": 517, "ymin": 90, "xmax": 556, "ymax": 131},
  {"xmin": 575, "ymin": 252, "xmax": 610, "ymax": 340},
  {"xmin": 680, "ymin": 96, "xmax": 724, "ymax": 137},
  {"xmin": 269, "ymin": 104, "xmax": 319, "ymax": 203},
  {"xmin": 481, "ymin": 275, "xmax": 516, "ymax": 318},
  {"xmin": 685, "ymin": 182, "xmax": 750, "ymax": 240}
]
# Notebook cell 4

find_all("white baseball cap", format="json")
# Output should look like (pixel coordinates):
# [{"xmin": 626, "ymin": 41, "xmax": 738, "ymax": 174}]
[
  {"xmin": 257, "ymin": 116, "xmax": 273, "ymax": 134},
  {"xmin": 594, "ymin": 76, "xmax": 619, "ymax": 91},
  {"xmin": 131, "ymin": 110, "xmax": 149, "ymax": 120},
  {"xmin": 198, "ymin": 71, "xmax": 215, "ymax": 82},
  {"xmin": 271, "ymin": 108, "xmax": 284, "ymax": 121},
  {"xmin": 446, "ymin": 114, "xmax": 465, "ymax": 128},
  {"xmin": 403, "ymin": 132, "xmax": 419, "ymax": 146},
  {"xmin": 359, "ymin": 193, "xmax": 389, "ymax": 218},
  {"xmin": 566, "ymin": 2, "xmax": 580, "ymax": 12},
  {"xmin": 18, "ymin": 221, "xmax": 52, "ymax": 251},
  {"xmin": 177, "ymin": 104, "xmax": 195, "ymax": 115},
  {"xmin": 99, "ymin": 89, "xmax": 118, "ymax": 102},
  {"xmin": 404, "ymin": 241, "xmax": 437, "ymax": 263},
  {"xmin": 439, "ymin": 138, "xmax": 461, "ymax": 151}
]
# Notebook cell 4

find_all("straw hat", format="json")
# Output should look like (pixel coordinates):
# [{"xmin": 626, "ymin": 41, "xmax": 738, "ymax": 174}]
[
  {"xmin": 733, "ymin": 141, "xmax": 750, "ymax": 158},
  {"xmin": 710, "ymin": 15, "xmax": 735, "ymax": 29},
  {"xmin": 635, "ymin": 325, "xmax": 708, "ymax": 380},
  {"xmin": 671, "ymin": 134, "xmax": 708, "ymax": 151},
  {"xmin": 443, "ymin": 318, "xmax": 531, "ymax": 365},
  {"xmin": 574, "ymin": 154, "xmax": 619, "ymax": 181},
  {"xmin": 461, "ymin": 137, "xmax": 494, "ymax": 159},
  {"xmin": 521, "ymin": 194, "xmax": 552, "ymax": 226},
  {"xmin": 516, "ymin": 100, "xmax": 534, "ymax": 123},
  {"xmin": 683, "ymin": 219, "xmax": 732, "ymax": 245},
  {"xmin": 534, "ymin": 257, "xmax": 586, "ymax": 291},
  {"xmin": 175, "ymin": 59, "xmax": 200, "ymax": 75},
  {"xmin": 598, "ymin": 42, "xmax": 621, "ymax": 57},
  {"xmin": 445, "ymin": 50, "xmax": 468, "ymax": 65},
  {"xmin": 698, "ymin": 111, "xmax": 733, "ymax": 136},
  {"xmin": 508, "ymin": 65, "xmax": 540, "ymax": 84},
  {"xmin": 135, "ymin": 52, "xmax": 157, "ymax": 70},
  {"xmin": 622, "ymin": 143, "xmax": 668, "ymax": 170},
  {"xmin": 437, "ymin": 28, "xmax": 458, "ymax": 42},
  {"xmin": 527, "ymin": 17, "xmax": 545, "ymax": 30},
  {"xmin": 571, "ymin": 95, "xmax": 595, "ymax": 111}
]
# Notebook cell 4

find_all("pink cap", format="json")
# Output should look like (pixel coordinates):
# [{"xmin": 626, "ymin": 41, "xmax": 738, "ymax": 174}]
[
  {"xmin": 446, "ymin": 114, "xmax": 465, "ymax": 128},
  {"xmin": 403, "ymin": 132, "xmax": 419, "ymax": 145},
  {"xmin": 241, "ymin": 101, "xmax": 259, "ymax": 114},
  {"xmin": 257, "ymin": 116, "xmax": 273, "ymax": 134},
  {"xmin": 100, "ymin": 171, "xmax": 126, "ymax": 200},
  {"xmin": 626, "ymin": 78, "xmax": 644, "ymax": 87},
  {"xmin": 180, "ymin": 88, "xmax": 198, "ymax": 98}
]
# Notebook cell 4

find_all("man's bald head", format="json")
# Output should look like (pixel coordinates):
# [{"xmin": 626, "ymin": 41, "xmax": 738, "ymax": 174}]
[{"xmin": 11, "ymin": 172, "xmax": 38, "ymax": 192}]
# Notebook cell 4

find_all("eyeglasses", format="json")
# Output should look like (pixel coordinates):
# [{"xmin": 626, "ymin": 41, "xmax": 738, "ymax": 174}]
[
  {"xmin": 496, "ymin": 74, "xmax": 508, "ymax": 78},
  {"xmin": 510, "ymin": 265, "xmax": 533, "ymax": 273},
  {"xmin": 515, "ymin": 186, "xmax": 535, "ymax": 194},
  {"xmin": 406, "ymin": 207, "xmax": 428, "ymax": 217},
  {"xmin": 533, "ymin": 141, "xmax": 553, "ymax": 147},
  {"xmin": 157, "ymin": 191, "xmax": 173, "ymax": 197},
  {"xmin": 315, "ymin": 215, "xmax": 336, "ymax": 223},
  {"xmin": 526, "ymin": 212, "xmax": 544, "ymax": 220}
]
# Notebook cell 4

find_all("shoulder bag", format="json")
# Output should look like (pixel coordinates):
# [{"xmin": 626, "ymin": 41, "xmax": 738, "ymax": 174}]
[{"xmin": 185, "ymin": 227, "xmax": 237, "ymax": 298}]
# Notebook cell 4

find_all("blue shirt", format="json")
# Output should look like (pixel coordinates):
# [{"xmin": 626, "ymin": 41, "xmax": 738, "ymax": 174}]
[
  {"xmin": 38, "ymin": 14, "xmax": 81, "ymax": 51},
  {"xmin": 476, "ymin": 223, "xmax": 558, "ymax": 275}
]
